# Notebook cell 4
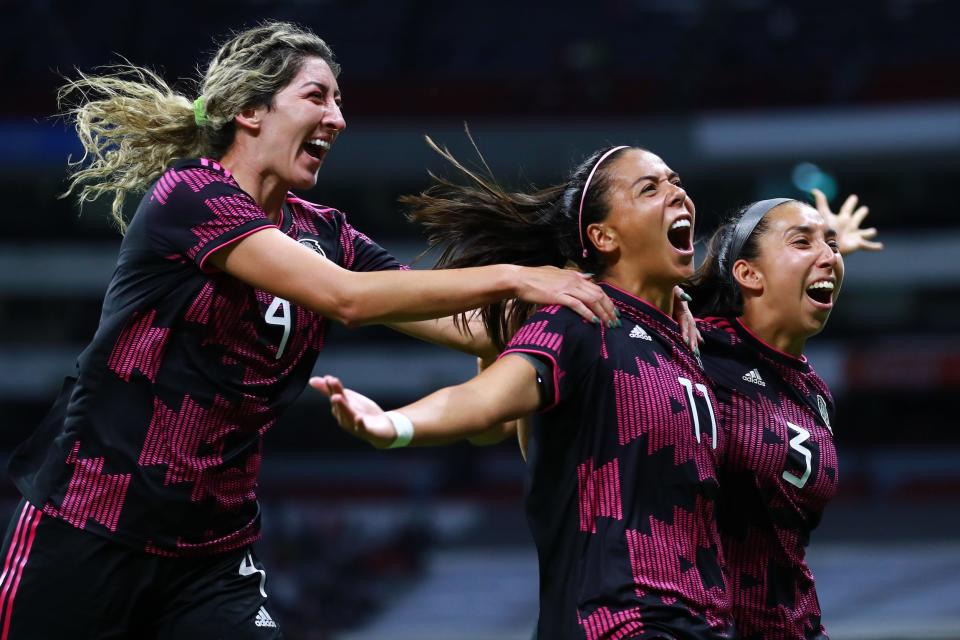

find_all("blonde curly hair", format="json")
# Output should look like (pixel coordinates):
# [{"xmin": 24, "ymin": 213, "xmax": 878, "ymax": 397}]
[{"xmin": 60, "ymin": 21, "xmax": 339, "ymax": 231}]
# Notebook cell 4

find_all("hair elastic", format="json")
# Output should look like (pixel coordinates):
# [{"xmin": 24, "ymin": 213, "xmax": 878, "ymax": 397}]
[
  {"xmin": 721, "ymin": 198, "xmax": 794, "ymax": 274},
  {"xmin": 193, "ymin": 96, "xmax": 208, "ymax": 126},
  {"xmin": 577, "ymin": 145, "xmax": 629, "ymax": 258}
]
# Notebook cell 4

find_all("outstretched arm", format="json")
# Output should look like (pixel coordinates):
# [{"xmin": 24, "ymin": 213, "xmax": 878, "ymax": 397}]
[
  {"xmin": 386, "ymin": 314, "xmax": 499, "ymax": 361},
  {"xmin": 208, "ymin": 229, "xmax": 617, "ymax": 328},
  {"xmin": 811, "ymin": 188, "xmax": 884, "ymax": 256},
  {"xmin": 309, "ymin": 354, "xmax": 541, "ymax": 448}
]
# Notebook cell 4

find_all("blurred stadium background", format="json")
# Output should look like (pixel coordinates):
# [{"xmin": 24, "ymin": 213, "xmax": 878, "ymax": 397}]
[{"xmin": 2, "ymin": 1, "xmax": 958, "ymax": 638}]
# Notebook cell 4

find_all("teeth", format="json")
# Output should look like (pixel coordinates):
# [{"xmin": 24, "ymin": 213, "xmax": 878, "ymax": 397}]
[
  {"xmin": 306, "ymin": 138, "xmax": 331, "ymax": 150},
  {"xmin": 670, "ymin": 219, "xmax": 691, "ymax": 230},
  {"xmin": 807, "ymin": 281, "xmax": 835, "ymax": 291}
]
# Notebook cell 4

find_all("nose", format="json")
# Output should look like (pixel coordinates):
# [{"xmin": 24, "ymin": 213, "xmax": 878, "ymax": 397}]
[
  {"xmin": 816, "ymin": 241, "xmax": 839, "ymax": 269},
  {"xmin": 668, "ymin": 182, "xmax": 689, "ymax": 209},
  {"xmin": 325, "ymin": 102, "xmax": 346, "ymax": 132}
]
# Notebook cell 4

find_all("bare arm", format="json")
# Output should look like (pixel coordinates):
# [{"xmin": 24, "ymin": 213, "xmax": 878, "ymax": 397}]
[
  {"xmin": 309, "ymin": 354, "xmax": 541, "ymax": 448},
  {"xmin": 466, "ymin": 356, "xmax": 523, "ymax": 446},
  {"xmin": 386, "ymin": 315, "xmax": 498, "ymax": 360},
  {"xmin": 208, "ymin": 229, "xmax": 617, "ymax": 328}
]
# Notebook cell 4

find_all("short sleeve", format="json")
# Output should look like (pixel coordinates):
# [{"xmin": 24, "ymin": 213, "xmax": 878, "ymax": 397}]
[
  {"xmin": 143, "ymin": 165, "xmax": 276, "ymax": 271},
  {"xmin": 338, "ymin": 218, "xmax": 404, "ymax": 272},
  {"xmin": 499, "ymin": 305, "xmax": 595, "ymax": 411}
]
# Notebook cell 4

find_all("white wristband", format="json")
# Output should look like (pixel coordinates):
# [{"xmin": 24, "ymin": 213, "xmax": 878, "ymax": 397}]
[{"xmin": 385, "ymin": 411, "xmax": 414, "ymax": 448}]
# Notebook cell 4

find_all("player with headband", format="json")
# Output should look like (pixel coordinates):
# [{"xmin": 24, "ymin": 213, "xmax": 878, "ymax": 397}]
[
  {"xmin": 688, "ymin": 193, "xmax": 881, "ymax": 639},
  {"xmin": 314, "ymin": 142, "xmax": 735, "ymax": 639}
]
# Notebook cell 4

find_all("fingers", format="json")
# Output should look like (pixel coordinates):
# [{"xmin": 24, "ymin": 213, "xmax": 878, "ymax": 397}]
[
  {"xmin": 839, "ymin": 193, "xmax": 858, "ymax": 218},
  {"xmin": 331, "ymin": 394, "xmax": 359, "ymax": 428},
  {"xmin": 571, "ymin": 281, "xmax": 619, "ymax": 327},
  {"xmin": 326, "ymin": 376, "xmax": 345, "ymax": 397},
  {"xmin": 308, "ymin": 375, "xmax": 335, "ymax": 397},
  {"xmin": 811, "ymin": 188, "xmax": 828, "ymax": 214},
  {"xmin": 860, "ymin": 227, "xmax": 878, "ymax": 239},
  {"xmin": 308, "ymin": 376, "xmax": 328, "ymax": 395},
  {"xmin": 861, "ymin": 239, "xmax": 884, "ymax": 251},
  {"xmin": 558, "ymin": 293, "xmax": 601, "ymax": 326},
  {"xmin": 851, "ymin": 205, "xmax": 870, "ymax": 227}
]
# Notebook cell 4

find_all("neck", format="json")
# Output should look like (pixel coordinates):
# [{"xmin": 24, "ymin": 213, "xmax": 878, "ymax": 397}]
[
  {"xmin": 603, "ymin": 266, "xmax": 674, "ymax": 317},
  {"xmin": 738, "ymin": 306, "xmax": 807, "ymax": 357},
  {"xmin": 220, "ymin": 147, "xmax": 286, "ymax": 223}
]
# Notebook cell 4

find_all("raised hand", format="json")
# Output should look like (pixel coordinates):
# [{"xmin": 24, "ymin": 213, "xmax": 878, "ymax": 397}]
[
  {"xmin": 515, "ymin": 266, "xmax": 620, "ymax": 328},
  {"xmin": 308, "ymin": 375, "xmax": 397, "ymax": 448},
  {"xmin": 811, "ymin": 188, "xmax": 884, "ymax": 255}
]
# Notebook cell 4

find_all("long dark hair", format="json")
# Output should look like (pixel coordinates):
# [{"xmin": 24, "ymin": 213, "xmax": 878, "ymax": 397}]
[{"xmin": 402, "ymin": 134, "xmax": 632, "ymax": 349}]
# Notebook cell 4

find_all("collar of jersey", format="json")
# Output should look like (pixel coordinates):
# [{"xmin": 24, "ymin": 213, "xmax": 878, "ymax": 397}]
[
  {"xmin": 599, "ymin": 281, "xmax": 680, "ymax": 334},
  {"xmin": 174, "ymin": 158, "xmax": 294, "ymax": 234},
  {"xmin": 732, "ymin": 317, "xmax": 810, "ymax": 371}
]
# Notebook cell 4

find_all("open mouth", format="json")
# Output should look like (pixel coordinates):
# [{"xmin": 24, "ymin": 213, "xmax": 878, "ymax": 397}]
[
  {"xmin": 805, "ymin": 280, "xmax": 835, "ymax": 305},
  {"xmin": 303, "ymin": 138, "xmax": 331, "ymax": 160},
  {"xmin": 667, "ymin": 218, "xmax": 693, "ymax": 252}
]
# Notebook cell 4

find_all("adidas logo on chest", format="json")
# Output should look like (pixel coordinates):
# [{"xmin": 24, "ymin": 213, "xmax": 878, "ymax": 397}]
[
  {"xmin": 255, "ymin": 606, "xmax": 277, "ymax": 628},
  {"xmin": 629, "ymin": 325, "xmax": 652, "ymax": 341},
  {"xmin": 742, "ymin": 368, "xmax": 766, "ymax": 386}
]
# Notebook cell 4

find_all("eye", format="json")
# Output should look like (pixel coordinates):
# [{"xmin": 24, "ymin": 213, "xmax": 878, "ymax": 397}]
[
  {"xmin": 792, "ymin": 237, "xmax": 811, "ymax": 247},
  {"xmin": 671, "ymin": 178, "xmax": 683, "ymax": 188},
  {"xmin": 640, "ymin": 183, "xmax": 656, "ymax": 194},
  {"xmin": 827, "ymin": 239, "xmax": 840, "ymax": 251}
]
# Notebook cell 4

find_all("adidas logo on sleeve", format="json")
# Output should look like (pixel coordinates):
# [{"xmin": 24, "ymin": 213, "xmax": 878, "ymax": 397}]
[
  {"xmin": 629, "ymin": 325, "xmax": 652, "ymax": 341},
  {"xmin": 255, "ymin": 606, "xmax": 277, "ymax": 628},
  {"xmin": 742, "ymin": 368, "xmax": 766, "ymax": 386}
]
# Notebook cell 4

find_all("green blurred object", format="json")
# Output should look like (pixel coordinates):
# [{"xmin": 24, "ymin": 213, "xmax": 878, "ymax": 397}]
[{"xmin": 791, "ymin": 162, "xmax": 838, "ymax": 201}]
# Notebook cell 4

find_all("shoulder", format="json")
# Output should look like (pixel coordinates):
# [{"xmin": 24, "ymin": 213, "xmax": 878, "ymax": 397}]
[
  {"xmin": 697, "ymin": 316, "xmax": 741, "ymax": 349},
  {"xmin": 150, "ymin": 158, "xmax": 240, "ymax": 204},
  {"xmin": 286, "ymin": 194, "xmax": 341, "ymax": 223},
  {"xmin": 509, "ymin": 305, "xmax": 598, "ymax": 351}
]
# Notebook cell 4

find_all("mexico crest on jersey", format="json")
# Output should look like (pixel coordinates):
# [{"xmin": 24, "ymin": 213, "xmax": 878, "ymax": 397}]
[
  {"xmin": 817, "ymin": 394, "xmax": 832, "ymax": 433},
  {"xmin": 298, "ymin": 237, "xmax": 326, "ymax": 258}
]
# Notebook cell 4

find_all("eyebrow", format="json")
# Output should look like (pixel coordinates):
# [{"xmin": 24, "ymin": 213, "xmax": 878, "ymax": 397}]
[
  {"xmin": 785, "ymin": 224, "xmax": 837, "ymax": 238},
  {"xmin": 300, "ymin": 81, "xmax": 341, "ymax": 98},
  {"xmin": 631, "ymin": 172, "xmax": 680, "ymax": 188}
]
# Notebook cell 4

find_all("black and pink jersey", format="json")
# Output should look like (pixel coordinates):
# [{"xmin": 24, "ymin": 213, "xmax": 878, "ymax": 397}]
[
  {"xmin": 699, "ymin": 317, "xmax": 838, "ymax": 640},
  {"xmin": 502, "ymin": 283, "xmax": 734, "ymax": 640},
  {"xmin": 8, "ymin": 158, "xmax": 402, "ymax": 556}
]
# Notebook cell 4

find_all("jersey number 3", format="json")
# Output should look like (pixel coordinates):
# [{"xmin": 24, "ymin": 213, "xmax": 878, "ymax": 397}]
[
  {"xmin": 678, "ymin": 377, "xmax": 718, "ymax": 449},
  {"xmin": 782, "ymin": 421, "xmax": 812, "ymax": 488}
]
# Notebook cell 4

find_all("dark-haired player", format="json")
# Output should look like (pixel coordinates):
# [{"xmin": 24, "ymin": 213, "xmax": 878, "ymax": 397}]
[
  {"xmin": 313, "ymin": 145, "xmax": 736, "ymax": 638},
  {"xmin": 688, "ymin": 194, "xmax": 881, "ymax": 639}
]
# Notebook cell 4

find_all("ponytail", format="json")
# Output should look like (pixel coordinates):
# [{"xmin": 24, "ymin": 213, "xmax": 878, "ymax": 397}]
[
  {"xmin": 60, "ymin": 65, "xmax": 204, "ymax": 231},
  {"xmin": 402, "ymin": 136, "xmax": 567, "ymax": 348},
  {"xmin": 403, "ymin": 133, "xmax": 631, "ymax": 348},
  {"xmin": 60, "ymin": 21, "xmax": 339, "ymax": 232}
]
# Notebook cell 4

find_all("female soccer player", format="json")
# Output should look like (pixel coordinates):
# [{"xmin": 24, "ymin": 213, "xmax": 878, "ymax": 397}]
[
  {"xmin": 688, "ymin": 194, "xmax": 880, "ymax": 640},
  {"xmin": 313, "ymin": 145, "xmax": 736, "ymax": 639},
  {"xmin": 0, "ymin": 21, "xmax": 620, "ymax": 639}
]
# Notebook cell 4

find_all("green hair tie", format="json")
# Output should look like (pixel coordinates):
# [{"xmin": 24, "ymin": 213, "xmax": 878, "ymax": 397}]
[{"xmin": 193, "ymin": 96, "xmax": 208, "ymax": 126}]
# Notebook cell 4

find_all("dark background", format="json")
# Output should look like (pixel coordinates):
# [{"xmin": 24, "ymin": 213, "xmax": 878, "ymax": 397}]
[{"xmin": 1, "ymin": 1, "xmax": 958, "ymax": 638}]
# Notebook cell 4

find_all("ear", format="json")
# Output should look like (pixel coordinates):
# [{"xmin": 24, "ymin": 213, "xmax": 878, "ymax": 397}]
[
  {"xmin": 234, "ymin": 105, "xmax": 265, "ymax": 134},
  {"xmin": 586, "ymin": 222, "xmax": 619, "ymax": 258},
  {"xmin": 731, "ymin": 258, "xmax": 763, "ymax": 295}
]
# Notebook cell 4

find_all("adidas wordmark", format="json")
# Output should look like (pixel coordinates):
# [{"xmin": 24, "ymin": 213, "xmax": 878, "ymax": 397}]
[
  {"xmin": 629, "ymin": 325, "xmax": 652, "ymax": 341},
  {"xmin": 255, "ymin": 606, "xmax": 277, "ymax": 629}
]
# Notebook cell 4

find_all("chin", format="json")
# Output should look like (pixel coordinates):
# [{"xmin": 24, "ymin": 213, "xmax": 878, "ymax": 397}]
[
  {"xmin": 802, "ymin": 314, "xmax": 831, "ymax": 338},
  {"xmin": 291, "ymin": 171, "xmax": 320, "ymax": 190}
]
